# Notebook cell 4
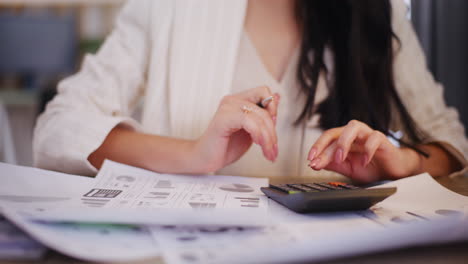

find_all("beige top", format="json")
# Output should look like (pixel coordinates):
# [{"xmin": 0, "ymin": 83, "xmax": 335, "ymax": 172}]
[{"xmin": 218, "ymin": 31, "xmax": 347, "ymax": 181}]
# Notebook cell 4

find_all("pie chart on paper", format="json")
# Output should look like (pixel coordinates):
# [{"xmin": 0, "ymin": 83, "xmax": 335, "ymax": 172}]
[{"xmin": 218, "ymin": 183, "xmax": 254, "ymax": 193}]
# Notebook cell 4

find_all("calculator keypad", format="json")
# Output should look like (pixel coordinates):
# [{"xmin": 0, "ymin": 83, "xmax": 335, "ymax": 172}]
[
  {"xmin": 261, "ymin": 182, "xmax": 396, "ymax": 213},
  {"xmin": 270, "ymin": 184, "xmax": 301, "ymax": 194},
  {"xmin": 269, "ymin": 182, "xmax": 360, "ymax": 194},
  {"xmin": 286, "ymin": 184, "xmax": 319, "ymax": 192}
]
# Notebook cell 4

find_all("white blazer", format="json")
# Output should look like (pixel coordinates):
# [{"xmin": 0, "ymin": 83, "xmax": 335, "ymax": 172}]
[{"xmin": 34, "ymin": 0, "xmax": 468, "ymax": 176}]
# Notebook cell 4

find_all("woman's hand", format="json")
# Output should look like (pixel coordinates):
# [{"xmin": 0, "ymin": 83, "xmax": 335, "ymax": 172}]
[
  {"xmin": 193, "ymin": 86, "xmax": 280, "ymax": 173},
  {"xmin": 307, "ymin": 120, "xmax": 422, "ymax": 183}
]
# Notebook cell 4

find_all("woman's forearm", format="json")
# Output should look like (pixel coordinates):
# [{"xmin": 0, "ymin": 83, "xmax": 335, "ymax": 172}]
[
  {"xmin": 411, "ymin": 144, "xmax": 463, "ymax": 178},
  {"xmin": 88, "ymin": 125, "xmax": 202, "ymax": 174}
]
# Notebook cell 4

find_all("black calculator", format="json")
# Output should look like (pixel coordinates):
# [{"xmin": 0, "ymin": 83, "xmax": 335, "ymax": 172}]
[{"xmin": 261, "ymin": 182, "xmax": 396, "ymax": 213}]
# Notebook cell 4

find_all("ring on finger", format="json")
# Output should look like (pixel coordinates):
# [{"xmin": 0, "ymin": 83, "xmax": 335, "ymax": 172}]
[
  {"xmin": 241, "ymin": 105, "xmax": 254, "ymax": 114},
  {"xmin": 259, "ymin": 95, "xmax": 274, "ymax": 108}
]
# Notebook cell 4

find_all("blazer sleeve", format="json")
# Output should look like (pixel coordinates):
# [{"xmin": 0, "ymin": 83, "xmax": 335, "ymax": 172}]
[
  {"xmin": 390, "ymin": 0, "xmax": 468, "ymax": 171},
  {"xmin": 33, "ymin": 0, "xmax": 152, "ymax": 176}
]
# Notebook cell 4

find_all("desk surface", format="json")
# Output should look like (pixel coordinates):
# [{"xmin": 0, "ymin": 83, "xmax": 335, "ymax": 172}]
[{"xmin": 2, "ymin": 172, "xmax": 468, "ymax": 264}]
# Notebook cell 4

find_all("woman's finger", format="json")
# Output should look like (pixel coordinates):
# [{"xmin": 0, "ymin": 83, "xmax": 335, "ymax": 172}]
[
  {"xmin": 238, "ymin": 86, "xmax": 280, "ymax": 117},
  {"xmin": 242, "ymin": 100, "xmax": 278, "ymax": 150},
  {"xmin": 363, "ymin": 131, "xmax": 387, "ymax": 166},
  {"xmin": 265, "ymin": 93, "xmax": 280, "ymax": 124},
  {"xmin": 309, "ymin": 141, "xmax": 337, "ymax": 170},
  {"xmin": 308, "ymin": 127, "xmax": 342, "ymax": 161},
  {"xmin": 323, "ymin": 158, "xmax": 352, "ymax": 177},
  {"xmin": 239, "ymin": 104, "xmax": 277, "ymax": 161},
  {"xmin": 218, "ymin": 95, "xmax": 277, "ymax": 161},
  {"xmin": 335, "ymin": 120, "xmax": 373, "ymax": 162}
]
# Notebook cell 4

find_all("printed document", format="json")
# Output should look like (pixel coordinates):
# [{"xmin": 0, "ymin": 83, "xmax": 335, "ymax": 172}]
[
  {"xmin": 1, "ymin": 162, "xmax": 467, "ymax": 263},
  {"xmin": 0, "ymin": 161, "xmax": 269, "ymax": 226}
]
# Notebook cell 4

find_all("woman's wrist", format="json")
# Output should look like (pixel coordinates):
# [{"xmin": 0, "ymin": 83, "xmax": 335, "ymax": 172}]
[
  {"xmin": 189, "ymin": 134, "xmax": 224, "ymax": 174},
  {"xmin": 405, "ymin": 147, "xmax": 424, "ymax": 176},
  {"xmin": 185, "ymin": 138, "xmax": 222, "ymax": 175},
  {"xmin": 146, "ymin": 137, "xmax": 213, "ymax": 175},
  {"xmin": 390, "ymin": 147, "xmax": 423, "ymax": 180}
]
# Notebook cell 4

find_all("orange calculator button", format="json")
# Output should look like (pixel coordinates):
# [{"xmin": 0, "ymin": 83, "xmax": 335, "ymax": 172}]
[{"xmin": 328, "ymin": 182, "xmax": 346, "ymax": 187}]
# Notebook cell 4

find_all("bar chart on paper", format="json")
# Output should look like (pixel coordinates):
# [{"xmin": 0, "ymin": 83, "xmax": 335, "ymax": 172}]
[{"xmin": 79, "ymin": 161, "xmax": 269, "ymax": 211}]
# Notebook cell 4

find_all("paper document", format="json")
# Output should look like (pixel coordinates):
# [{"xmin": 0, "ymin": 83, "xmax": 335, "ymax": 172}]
[
  {"xmin": 0, "ymin": 216, "xmax": 46, "ymax": 260},
  {"xmin": 2, "ymin": 161, "xmax": 467, "ymax": 264},
  {"xmin": 146, "ymin": 174, "xmax": 468, "ymax": 264},
  {"xmin": 2, "ymin": 211, "xmax": 160, "ymax": 263},
  {"xmin": 0, "ymin": 161, "xmax": 269, "ymax": 226},
  {"xmin": 0, "ymin": 162, "xmax": 93, "ymax": 212},
  {"xmin": 89, "ymin": 160, "xmax": 268, "ymax": 210}
]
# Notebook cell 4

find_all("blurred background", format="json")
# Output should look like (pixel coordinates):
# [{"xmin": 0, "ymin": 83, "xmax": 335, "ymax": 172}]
[
  {"xmin": 0, "ymin": 0, "xmax": 467, "ymax": 167},
  {"xmin": 0, "ymin": 0, "xmax": 124, "ymax": 166}
]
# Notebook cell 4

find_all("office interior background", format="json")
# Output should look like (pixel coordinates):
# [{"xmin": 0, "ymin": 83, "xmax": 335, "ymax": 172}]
[{"xmin": 0, "ymin": 0, "xmax": 467, "ymax": 167}]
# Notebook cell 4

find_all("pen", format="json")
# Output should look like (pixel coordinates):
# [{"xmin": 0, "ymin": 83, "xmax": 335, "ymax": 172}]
[{"xmin": 257, "ymin": 95, "xmax": 274, "ymax": 108}]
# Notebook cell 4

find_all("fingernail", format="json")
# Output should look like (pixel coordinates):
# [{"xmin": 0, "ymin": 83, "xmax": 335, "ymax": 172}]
[
  {"xmin": 309, "ymin": 148, "xmax": 317, "ymax": 161},
  {"xmin": 335, "ymin": 148, "xmax": 343, "ymax": 163},
  {"xmin": 311, "ymin": 158, "xmax": 320, "ymax": 169},
  {"xmin": 272, "ymin": 116, "xmax": 277, "ymax": 125},
  {"xmin": 310, "ymin": 160, "xmax": 316, "ymax": 168},
  {"xmin": 267, "ymin": 149, "xmax": 272, "ymax": 161}
]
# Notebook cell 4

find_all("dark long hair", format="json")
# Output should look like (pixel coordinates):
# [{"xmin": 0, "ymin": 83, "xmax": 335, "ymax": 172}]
[{"xmin": 295, "ymin": 0, "xmax": 427, "ymax": 150}]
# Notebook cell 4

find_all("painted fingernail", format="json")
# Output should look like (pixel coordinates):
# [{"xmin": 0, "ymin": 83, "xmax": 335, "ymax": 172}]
[
  {"xmin": 311, "ymin": 158, "xmax": 321, "ymax": 169},
  {"xmin": 276, "ymin": 94, "xmax": 281, "ymax": 101},
  {"xmin": 266, "ymin": 148, "xmax": 272, "ymax": 161},
  {"xmin": 271, "ymin": 146, "xmax": 277, "ymax": 161},
  {"xmin": 335, "ymin": 148, "xmax": 343, "ymax": 163},
  {"xmin": 308, "ymin": 148, "xmax": 317, "ymax": 161},
  {"xmin": 267, "ymin": 149, "xmax": 273, "ymax": 162},
  {"xmin": 309, "ymin": 160, "xmax": 316, "ymax": 168}
]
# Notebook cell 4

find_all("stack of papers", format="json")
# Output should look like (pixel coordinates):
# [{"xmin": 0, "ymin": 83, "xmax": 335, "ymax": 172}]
[
  {"xmin": 0, "ymin": 161, "xmax": 467, "ymax": 263},
  {"xmin": 0, "ymin": 216, "xmax": 46, "ymax": 260}
]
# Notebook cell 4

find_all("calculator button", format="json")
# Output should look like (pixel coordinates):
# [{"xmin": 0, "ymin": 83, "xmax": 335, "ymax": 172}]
[
  {"xmin": 269, "ymin": 184, "xmax": 301, "ymax": 194},
  {"xmin": 328, "ymin": 182, "xmax": 347, "ymax": 187},
  {"xmin": 327, "ymin": 182, "xmax": 360, "ymax": 189},
  {"xmin": 287, "ymin": 184, "xmax": 319, "ymax": 192},
  {"xmin": 315, "ymin": 183, "xmax": 341, "ymax": 190},
  {"xmin": 302, "ymin": 183, "xmax": 330, "ymax": 191},
  {"xmin": 343, "ymin": 184, "xmax": 360, "ymax": 189}
]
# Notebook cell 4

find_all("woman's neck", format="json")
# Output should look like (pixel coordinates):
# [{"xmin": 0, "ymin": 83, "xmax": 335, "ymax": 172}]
[
  {"xmin": 245, "ymin": 0, "xmax": 300, "ymax": 82},
  {"xmin": 246, "ymin": 0, "xmax": 297, "ymax": 29}
]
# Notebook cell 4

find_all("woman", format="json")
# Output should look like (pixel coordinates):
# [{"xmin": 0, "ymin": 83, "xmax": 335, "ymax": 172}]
[{"xmin": 34, "ymin": 0, "xmax": 467, "ymax": 183}]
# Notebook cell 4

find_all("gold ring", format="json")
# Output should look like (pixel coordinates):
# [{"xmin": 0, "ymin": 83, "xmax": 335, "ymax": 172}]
[{"xmin": 242, "ymin": 105, "xmax": 253, "ymax": 114}]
